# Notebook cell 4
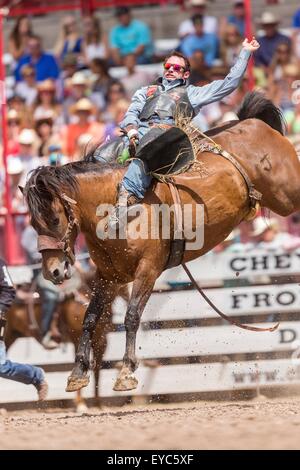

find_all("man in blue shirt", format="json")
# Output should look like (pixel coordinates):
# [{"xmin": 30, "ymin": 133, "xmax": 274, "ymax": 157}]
[
  {"xmin": 107, "ymin": 37, "xmax": 260, "ymax": 229},
  {"xmin": 180, "ymin": 15, "xmax": 219, "ymax": 66},
  {"xmin": 254, "ymin": 12, "xmax": 290, "ymax": 69},
  {"xmin": 15, "ymin": 35, "xmax": 60, "ymax": 83},
  {"xmin": 109, "ymin": 6, "xmax": 153, "ymax": 65}
]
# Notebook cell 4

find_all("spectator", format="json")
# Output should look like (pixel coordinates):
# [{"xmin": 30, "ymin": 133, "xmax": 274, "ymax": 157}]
[
  {"xmin": 34, "ymin": 112, "xmax": 59, "ymax": 158},
  {"xmin": 220, "ymin": 24, "xmax": 242, "ymax": 67},
  {"xmin": 15, "ymin": 64, "xmax": 38, "ymax": 106},
  {"xmin": 102, "ymin": 81, "xmax": 129, "ymax": 124},
  {"xmin": 7, "ymin": 109, "xmax": 21, "ymax": 157},
  {"xmin": 15, "ymin": 35, "xmax": 60, "ymax": 83},
  {"xmin": 63, "ymin": 71, "xmax": 91, "ymax": 123},
  {"xmin": 120, "ymin": 54, "xmax": 157, "ymax": 98},
  {"xmin": 268, "ymin": 42, "xmax": 296, "ymax": 82},
  {"xmin": 7, "ymin": 157, "xmax": 25, "ymax": 211},
  {"xmin": 90, "ymin": 58, "xmax": 115, "ymax": 109},
  {"xmin": 60, "ymin": 98, "xmax": 106, "ymax": 158},
  {"xmin": 180, "ymin": 15, "xmax": 219, "ymax": 66},
  {"xmin": 221, "ymin": 1, "xmax": 246, "ymax": 37},
  {"xmin": 7, "ymin": 94, "xmax": 29, "ymax": 128},
  {"xmin": 178, "ymin": 0, "xmax": 218, "ymax": 38},
  {"xmin": 8, "ymin": 15, "xmax": 33, "ymax": 61},
  {"xmin": 188, "ymin": 50, "xmax": 210, "ymax": 86},
  {"xmin": 109, "ymin": 6, "xmax": 154, "ymax": 65},
  {"xmin": 82, "ymin": 15, "xmax": 109, "ymax": 63},
  {"xmin": 271, "ymin": 63, "xmax": 300, "ymax": 111},
  {"xmin": 251, "ymin": 216, "xmax": 300, "ymax": 251},
  {"xmin": 292, "ymin": 7, "xmax": 300, "ymax": 29},
  {"xmin": 33, "ymin": 79, "xmax": 63, "ymax": 131},
  {"xmin": 54, "ymin": 15, "xmax": 83, "ymax": 63},
  {"xmin": 254, "ymin": 12, "xmax": 291, "ymax": 69},
  {"xmin": 10, "ymin": 129, "xmax": 40, "ymax": 188}
]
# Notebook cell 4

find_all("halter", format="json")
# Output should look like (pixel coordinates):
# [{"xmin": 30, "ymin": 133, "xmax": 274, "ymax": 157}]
[{"xmin": 37, "ymin": 193, "xmax": 79, "ymax": 265}]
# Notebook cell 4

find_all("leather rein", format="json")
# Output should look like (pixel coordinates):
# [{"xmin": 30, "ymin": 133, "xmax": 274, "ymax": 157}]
[
  {"xmin": 167, "ymin": 139, "xmax": 279, "ymax": 333},
  {"xmin": 37, "ymin": 193, "xmax": 79, "ymax": 264}
]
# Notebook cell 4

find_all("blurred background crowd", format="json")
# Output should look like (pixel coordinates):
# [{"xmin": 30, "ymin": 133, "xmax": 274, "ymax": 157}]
[{"xmin": 1, "ymin": 0, "xmax": 300, "ymax": 264}]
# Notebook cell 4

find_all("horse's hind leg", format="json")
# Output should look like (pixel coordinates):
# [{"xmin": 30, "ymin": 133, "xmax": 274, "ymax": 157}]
[
  {"xmin": 113, "ymin": 262, "xmax": 159, "ymax": 392},
  {"xmin": 66, "ymin": 278, "xmax": 118, "ymax": 392}
]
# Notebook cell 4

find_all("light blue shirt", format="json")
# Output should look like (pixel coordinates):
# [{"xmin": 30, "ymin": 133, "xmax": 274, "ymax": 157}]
[
  {"xmin": 121, "ymin": 48, "xmax": 251, "ymax": 129},
  {"xmin": 180, "ymin": 32, "xmax": 219, "ymax": 66},
  {"xmin": 109, "ymin": 19, "xmax": 153, "ymax": 58}
]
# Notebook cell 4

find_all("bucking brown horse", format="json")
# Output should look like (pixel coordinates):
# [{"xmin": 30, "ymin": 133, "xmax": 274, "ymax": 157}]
[{"xmin": 23, "ymin": 92, "xmax": 300, "ymax": 393}]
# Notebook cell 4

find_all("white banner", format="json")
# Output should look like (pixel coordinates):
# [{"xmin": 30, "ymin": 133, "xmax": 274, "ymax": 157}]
[
  {"xmin": 113, "ymin": 283, "xmax": 300, "ymax": 322},
  {"xmin": 7, "ymin": 322, "xmax": 300, "ymax": 363},
  {"xmin": 156, "ymin": 249, "xmax": 300, "ymax": 287},
  {"xmin": 1, "ymin": 359, "xmax": 300, "ymax": 402}
]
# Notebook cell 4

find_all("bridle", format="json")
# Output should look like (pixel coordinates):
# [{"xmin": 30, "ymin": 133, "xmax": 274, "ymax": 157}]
[{"xmin": 37, "ymin": 193, "xmax": 79, "ymax": 265}]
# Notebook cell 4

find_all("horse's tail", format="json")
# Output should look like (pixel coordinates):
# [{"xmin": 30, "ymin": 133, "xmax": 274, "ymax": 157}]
[{"xmin": 237, "ymin": 91, "xmax": 286, "ymax": 136}]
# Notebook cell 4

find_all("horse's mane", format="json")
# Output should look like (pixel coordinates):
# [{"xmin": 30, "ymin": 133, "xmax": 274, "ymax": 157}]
[
  {"xmin": 24, "ymin": 159, "xmax": 121, "ymax": 227},
  {"xmin": 237, "ymin": 91, "xmax": 286, "ymax": 135}
]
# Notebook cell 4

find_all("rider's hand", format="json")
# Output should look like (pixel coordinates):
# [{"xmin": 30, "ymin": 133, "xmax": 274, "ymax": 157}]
[{"xmin": 242, "ymin": 36, "xmax": 260, "ymax": 52}]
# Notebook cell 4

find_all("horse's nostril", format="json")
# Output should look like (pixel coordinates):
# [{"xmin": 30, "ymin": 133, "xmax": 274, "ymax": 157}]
[{"xmin": 53, "ymin": 269, "xmax": 60, "ymax": 278}]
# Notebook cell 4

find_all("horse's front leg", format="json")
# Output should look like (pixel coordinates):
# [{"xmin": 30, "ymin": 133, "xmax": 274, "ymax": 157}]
[
  {"xmin": 113, "ymin": 262, "xmax": 159, "ymax": 391},
  {"xmin": 66, "ymin": 279, "xmax": 118, "ymax": 392}
]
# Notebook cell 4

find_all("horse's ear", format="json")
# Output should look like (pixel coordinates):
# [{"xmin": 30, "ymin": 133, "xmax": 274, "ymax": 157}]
[{"xmin": 18, "ymin": 185, "xmax": 24, "ymax": 195}]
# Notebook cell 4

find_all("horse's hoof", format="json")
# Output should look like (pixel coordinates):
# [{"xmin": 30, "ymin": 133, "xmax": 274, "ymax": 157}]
[
  {"xmin": 113, "ymin": 373, "xmax": 138, "ymax": 392},
  {"xmin": 66, "ymin": 375, "xmax": 90, "ymax": 392}
]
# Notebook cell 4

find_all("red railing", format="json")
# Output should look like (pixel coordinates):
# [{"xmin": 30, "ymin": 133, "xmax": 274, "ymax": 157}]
[{"xmin": 0, "ymin": 0, "xmax": 184, "ymax": 17}]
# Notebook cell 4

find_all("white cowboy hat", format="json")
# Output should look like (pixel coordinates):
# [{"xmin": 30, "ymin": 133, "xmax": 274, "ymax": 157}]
[
  {"xmin": 188, "ymin": 0, "xmax": 206, "ymax": 6},
  {"xmin": 18, "ymin": 128, "xmax": 36, "ymax": 145},
  {"xmin": 251, "ymin": 216, "xmax": 279, "ymax": 236},
  {"xmin": 71, "ymin": 71, "xmax": 88, "ymax": 86},
  {"xmin": 260, "ymin": 11, "xmax": 279, "ymax": 25},
  {"xmin": 7, "ymin": 157, "xmax": 24, "ymax": 175}
]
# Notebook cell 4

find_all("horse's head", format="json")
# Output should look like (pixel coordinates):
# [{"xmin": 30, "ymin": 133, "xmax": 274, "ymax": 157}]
[{"xmin": 23, "ymin": 166, "xmax": 79, "ymax": 284}]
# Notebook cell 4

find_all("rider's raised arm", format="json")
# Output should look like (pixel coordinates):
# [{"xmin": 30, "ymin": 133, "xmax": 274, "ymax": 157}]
[
  {"xmin": 187, "ymin": 48, "xmax": 251, "ymax": 111},
  {"xmin": 119, "ymin": 86, "xmax": 148, "ymax": 131}
]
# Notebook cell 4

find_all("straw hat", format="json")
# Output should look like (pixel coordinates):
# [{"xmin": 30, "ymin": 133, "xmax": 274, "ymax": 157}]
[
  {"xmin": 251, "ymin": 216, "xmax": 279, "ymax": 236},
  {"xmin": 37, "ymin": 79, "xmax": 56, "ymax": 92},
  {"xmin": 71, "ymin": 98, "xmax": 95, "ymax": 113},
  {"xmin": 18, "ymin": 128, "xmax": 36, "ymax": 145},
  {"xmin": 283, "ymin": 64, "xmax": 300, "ymax": 78},
  {"xmin": 260, "ymin": 11, "xmax": 279, "ymax": 25}
]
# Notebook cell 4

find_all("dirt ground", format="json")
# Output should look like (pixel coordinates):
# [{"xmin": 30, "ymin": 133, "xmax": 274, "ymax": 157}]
[{"xmin": 1, "ymin": 397, "xmax": 300, "ymax": 450}]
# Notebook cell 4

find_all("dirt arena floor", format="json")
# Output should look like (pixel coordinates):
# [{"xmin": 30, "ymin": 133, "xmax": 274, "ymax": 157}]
[{"xmin": 1, "ymin": 397, "xmax": 300, "ymax": 450}]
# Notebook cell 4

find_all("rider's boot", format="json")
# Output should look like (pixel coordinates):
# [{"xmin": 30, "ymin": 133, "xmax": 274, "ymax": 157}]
[{"xmin": 108, "ymin": 185, "xmax": 142, "ymax": 231}]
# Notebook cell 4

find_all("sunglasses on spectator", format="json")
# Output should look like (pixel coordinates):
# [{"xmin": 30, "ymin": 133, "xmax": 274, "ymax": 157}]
[{"xmin": 164, "ymin": 63, "xmax": 185, "ymax": 72}]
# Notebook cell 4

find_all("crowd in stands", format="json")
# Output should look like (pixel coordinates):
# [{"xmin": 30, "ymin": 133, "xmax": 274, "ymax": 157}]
[{"xmin": 1, "ymin": 0, "xmax": 300, "ymax": 263}]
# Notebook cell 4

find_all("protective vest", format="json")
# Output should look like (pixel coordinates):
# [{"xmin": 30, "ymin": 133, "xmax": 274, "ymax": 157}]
[{"xmin": 139, "ymin": 83, "xmax": 195, "ymax": 121}]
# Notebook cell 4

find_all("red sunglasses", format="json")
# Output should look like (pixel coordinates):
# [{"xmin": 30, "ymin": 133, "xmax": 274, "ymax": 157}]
[{"xmin": 164, "ymin": 62, "xmax": 185, "ymax": 72}]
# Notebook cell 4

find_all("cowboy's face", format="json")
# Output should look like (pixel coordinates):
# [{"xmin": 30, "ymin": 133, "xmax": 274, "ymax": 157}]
[{"xmin": 163, "ymin": 56, "xmax": 190, "ymax": 81}]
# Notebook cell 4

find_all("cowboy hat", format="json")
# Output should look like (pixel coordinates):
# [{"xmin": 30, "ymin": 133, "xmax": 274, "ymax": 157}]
[
  {"xmin": 251, "ymin": 216, "xmax": 279, "ymax": 236},
  {"xmin": 71, "ymin": 98, "xmax": 95, "ymax": 113},
  {"xmin": 18, "ymin": 128, "xmax": 36, "ymax": 145},
  {"xmin": 260, "ymin": 11, "xmax": 279, "ymax": 25}
]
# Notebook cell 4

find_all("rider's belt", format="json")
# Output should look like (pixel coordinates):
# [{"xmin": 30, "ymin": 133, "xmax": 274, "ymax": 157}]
[{"xmin": 148, "ymin": 123, "xmax": 173, "ymax": 130}]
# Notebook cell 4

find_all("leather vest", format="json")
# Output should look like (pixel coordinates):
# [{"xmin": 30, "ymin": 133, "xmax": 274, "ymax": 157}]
[{"xmin": 139, "ymin": 83, "xmax": 195, "ymax": 121}]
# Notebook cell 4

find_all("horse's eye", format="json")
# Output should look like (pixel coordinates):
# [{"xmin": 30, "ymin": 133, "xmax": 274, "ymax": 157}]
[{"xmin": 53, "ymin": 218, "xmax": 60, "ymax": 226}]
